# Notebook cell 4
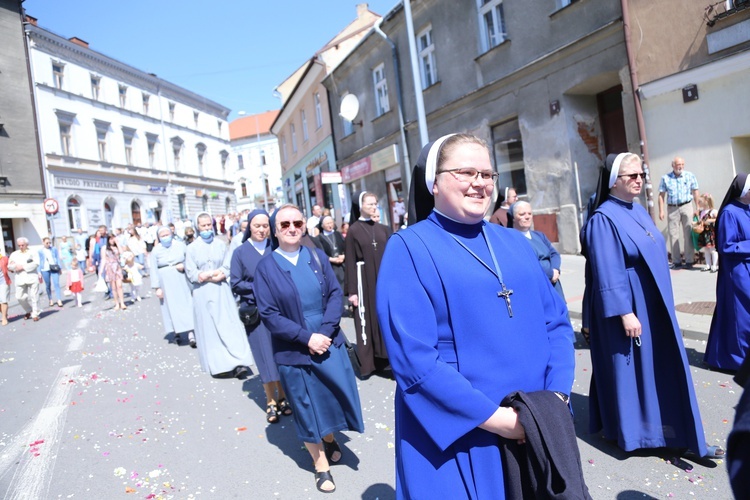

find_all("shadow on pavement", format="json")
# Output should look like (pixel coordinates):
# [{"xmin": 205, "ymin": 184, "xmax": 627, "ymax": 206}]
[
  {"xmin": 616, "ymin": 490, "xmax": 658, "ymax": 499},
  {"xmin": 362, "ymin": 482, "xmax": 395, "ymax": 499}
]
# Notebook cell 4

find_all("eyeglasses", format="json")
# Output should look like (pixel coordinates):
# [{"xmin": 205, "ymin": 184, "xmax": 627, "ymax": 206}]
[
  {"xmin": 618, "ymin": 172, "xmax": 647, "ymax": 181},
  {"xmin": 437, "ymin": 168, "xmax": 499, "ymax": 183},
  {"xmin": 278, "ymin": 220, "xmax": 304, "ymax": 230}
]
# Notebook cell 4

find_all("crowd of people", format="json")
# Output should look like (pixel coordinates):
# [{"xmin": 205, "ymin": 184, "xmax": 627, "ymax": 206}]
[{"xmin": 2, "ymin": 142, "xmax": 749, "ymax": 497}]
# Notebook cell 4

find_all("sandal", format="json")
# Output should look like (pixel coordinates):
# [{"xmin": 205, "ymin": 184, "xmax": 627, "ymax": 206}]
[
  {"xmin": 278, "ymin": 398, "xmax": 293, "ymax": 416},
  {"xmin": 704, "ymin": 444, "xmax": 725, "ymax": 459},
  {"xmin": 323, "ymin": 438, "xmax": 342, "ymax": 463},
  {"xmin": 266, "ymin": 403, "xmax": 279, "ymax": 424},
  {"xmin": 314, "ymin": 470, "xmax": 335, "ymax": 493}
]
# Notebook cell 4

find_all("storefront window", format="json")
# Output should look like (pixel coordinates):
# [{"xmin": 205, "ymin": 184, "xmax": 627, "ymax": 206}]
[{"xmin": 67, "ymin": 196, "xmax": 83, "ymax": 231}]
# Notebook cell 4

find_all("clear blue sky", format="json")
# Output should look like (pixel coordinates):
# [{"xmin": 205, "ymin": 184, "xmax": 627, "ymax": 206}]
[{"xmin": 23, "ymin": 0, "xmax": 398, "ymax": 120}]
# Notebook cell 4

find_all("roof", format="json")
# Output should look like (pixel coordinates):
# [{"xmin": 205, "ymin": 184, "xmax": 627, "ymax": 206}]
[{"xmin": 229, "ymin": 110, "xmax": 280, "ymax": 140}]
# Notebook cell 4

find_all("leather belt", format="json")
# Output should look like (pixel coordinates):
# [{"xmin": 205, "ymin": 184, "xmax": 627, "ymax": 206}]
[{"xmin": 668, "ymin": 201, "xmax": 691, "ymax": 207}]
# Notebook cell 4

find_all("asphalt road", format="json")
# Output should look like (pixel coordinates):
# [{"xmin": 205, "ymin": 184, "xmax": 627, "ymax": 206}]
[{"xmin": 0, "ymin": 264, "xmax": 741, "ymax": 499}]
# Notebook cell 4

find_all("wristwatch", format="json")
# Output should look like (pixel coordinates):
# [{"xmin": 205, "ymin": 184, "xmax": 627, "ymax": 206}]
[{"xmin": 554, "ymin": 391, "xmax": 570, "ymax": 405}]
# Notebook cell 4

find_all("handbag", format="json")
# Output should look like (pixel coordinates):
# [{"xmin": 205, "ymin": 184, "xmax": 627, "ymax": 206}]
[
  {"xmin": 344, "ymin": 336, "xmax": 362, "ymax": 379},
  {"xmin": 238, "ymin": 303, "xmax": 261, "ymax": 329},
  {"xmin": 49, "ymin": 263, "xmax": 61, "ymax": 273},
  {"xmin": 122, "ymin": 269, "xmax": 130, "ymax": 282},
  {"xmin": 692, "ymin": 221, "xmax": 705, "ymax": 234}
]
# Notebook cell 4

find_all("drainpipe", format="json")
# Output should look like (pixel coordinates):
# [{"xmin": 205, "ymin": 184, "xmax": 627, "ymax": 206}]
[
  {"xmin": 402, "ymin": 0, "xmax": 429, "ymax": 147},
  {"xmin": 621, "ymin": 0, "xmax": 655, "ymax": 219},
  {"xmin": 373, "ymin": 19, "xmax": 411, "ymax": 187}
]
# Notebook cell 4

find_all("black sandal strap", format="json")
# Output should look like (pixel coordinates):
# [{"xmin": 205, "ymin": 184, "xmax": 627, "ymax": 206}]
[
  {"xmin": 266, "ymin": 403, "xmax": 279, "ymax": 424},
  {"xmin": 314, "ymin": 470, "xmax": 335, "ymax": 493},
  {"xmin": 323, "ymin": 439, "xmax": 342, "ymax": 463}
]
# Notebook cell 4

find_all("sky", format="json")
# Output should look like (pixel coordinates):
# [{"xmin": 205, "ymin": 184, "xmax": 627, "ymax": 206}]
[{"xmin": 23, "ymin": 0, "xmax": 398, "ymax": 121}]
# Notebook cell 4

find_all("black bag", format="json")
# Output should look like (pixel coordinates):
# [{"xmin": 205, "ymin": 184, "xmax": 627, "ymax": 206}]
[
  {"xmin": 122, "ymin": 269, "xmax": 130, "ymax": 282},
  {"xmin": 48, "ymin": 264, "xmax": 61, "ymax": 273},
  {"xmin": 238, "ymin": 303, "xmax": 261, "ymax": 329},
  {"xmin": 344, "ymin": 336, "xmax": 362, "ymax": 379}
]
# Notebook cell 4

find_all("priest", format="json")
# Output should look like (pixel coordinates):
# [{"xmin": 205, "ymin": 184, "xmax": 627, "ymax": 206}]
[{"xmin": 345, "ymin": 192, "xmax": 391, "ymax": 377}]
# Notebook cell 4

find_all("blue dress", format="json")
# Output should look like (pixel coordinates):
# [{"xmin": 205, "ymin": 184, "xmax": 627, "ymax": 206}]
[
  {"xmin": 705, "ymin": 200, "xmax": 750, "ymax": 371},
  {"xmin": 376, "ymin": 212, "xmax": 575, "ymax": 499},
  {"xmin": 583, "ymin": 197, "xmax": 706, "ymax": 455},
  {"xmin": 525, "ymin": 230, "xmax": 566, "ymax": 302}
]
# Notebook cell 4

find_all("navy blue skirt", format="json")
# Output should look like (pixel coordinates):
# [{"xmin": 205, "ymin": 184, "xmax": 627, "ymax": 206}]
[
  {"xmin": 278, "ymin": 342, "xmax": 364, "ymax": 443},
  {"xmin": 246, "ymin": 321, "xmax": 280, "ymax": 384}
]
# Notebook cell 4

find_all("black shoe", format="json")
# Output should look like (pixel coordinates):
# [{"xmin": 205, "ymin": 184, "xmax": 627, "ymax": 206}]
[
  {"xmin": 683, "ymin": 263, "xmax": 695, "ymax": 270},
  {"xmin": 234, "ymin": 366, "xmax": 249, "ymax": 379},
  {"xmin": 189, "ymin": 339, "xmax": 197, "ymax": 348},
  {"xmin": 314, "ymin": 471, "xmax": 336, "ymax": 493},
  {"xmin": 669, "ymin": 263, "xmax": 682, "ymax": 270}
]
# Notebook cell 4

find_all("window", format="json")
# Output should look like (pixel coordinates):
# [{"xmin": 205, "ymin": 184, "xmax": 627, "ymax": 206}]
[
  {"xmin": 146, "ymin": 133, "xmax": 158, "ymax": 168},
  {"xmin": 418, "ymin": 27, "xmax": 437, "ymax": 88},
  {"xmin": 118, "ymin": 85, "xmax": 128, "ymax": 108},
  {"xmin": 123, "ymin": 128, "xmax": 136, "ymax": 166},
  {"xmin": 301, "ymin": 110, "xmax": 309, "ymax": 142},
  {"xmin": 556, "ymin": 0, "xmax": 577, "ymax": 8},
  {"xmin": 59, "ymin": 123, "xmax": 72, "ymax": 156},
  {"xmin": 94, "ymin": 120, "xmax": 110, "ymax": 162},
  {"xmin": 373, "ymin": 63, "xmax": 390, "ymax": 116},
  {"xmin": 478, "ymin": 0, "xmax": 507, "ymax": 51},
  {"xmin": 142, "ymin": 93, "xmax": 150, "ymax": 115},
  {"xmin": 291, "ymin": 124, "xmax": 297, "ymax": 153},
  {"xmin": 260, "ymin": 150, "xmax": 266, "ymax": 165},
  {"xmin": 171, "ymin": 137, "xmax": 183, "ymax": 171},
  {"xmin": 90, "ymin": 75, "xmax": 101, "ymax": 101},
  {"xmin": 56, "ymin": 110, "xmax": 75, "ymax": 156},
  {"xmin": 217, "ymin": 120, "xmax": 223, "ymax": 134},
  {"xmin": 67, "ymin": 196, "xmax": 82, "ymax": 231},
  {"xmin": 178, "ymin": 194, "xmax": 187, "ymax": 219},
  {"xmin": 196, "ymin": 143, "xmax": 206, "ymax": 176},
  {"xmin": 220, "ymin": 150, "xmax": 229, "ymax": 172},
  {"xmin": 314, "ymin": 93, "xmax": 323, "ymax": 128},
  {"xmin": 281, "ymin": 136, "xmax": 288, "ymax": 163},
  {"xmin": 202, "ymin": 195, "xmax": 208, "ymax": 211},
  {"xmin": 492, "ymin": 118, "xmax": 526, "ymax": 196},
  {"xmin": 241, "ymin": 182, "xmax": 248, "ymax": 198},
  {"xmin": 342, "ymin": 116, "xmax": 354, "ymax": 136},
  {"xmin": 168, "ymin": 102, "xmax": 175, "ymax": 121},
  {"xmin": 52, "ymin": 63, "xmax": 64, "ymax": 89},
  {"xmin": 237, "ymin": 154, "xmax": 245, "ymax": 170},
  {"xmin": 193, "ymin": 111, "xmax": 199, "ymax": 128}
]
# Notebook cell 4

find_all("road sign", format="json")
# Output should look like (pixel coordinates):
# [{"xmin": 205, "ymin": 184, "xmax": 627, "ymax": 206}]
[{"xmin": 44, "ymin": 198, "xmax": 59, "ymax": 215}]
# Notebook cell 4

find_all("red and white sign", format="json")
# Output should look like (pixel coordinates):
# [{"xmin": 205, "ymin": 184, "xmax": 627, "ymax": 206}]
[{"xmin": 43, "ymin": 198, "xmax": 59, "ymax": 215}]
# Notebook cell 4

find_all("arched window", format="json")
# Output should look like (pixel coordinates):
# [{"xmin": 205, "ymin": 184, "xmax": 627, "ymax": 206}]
[
  {"xmin": 67, "ymin": 196, "xmax": 83, "ymax": 231},
  {"xmin": 103, "ymin": 198, "xmax": 116, "ymax": 230},
  {"xmin": 131, "ymin": 200, "xmax": 142, "ymax": 225},
  {"xmin": 225, "ymin": 196, "xmax": 231, "ymax": 214},
  {"xmin": 202, "ymin": 194, "xmax": 208, "ymax": 212}
]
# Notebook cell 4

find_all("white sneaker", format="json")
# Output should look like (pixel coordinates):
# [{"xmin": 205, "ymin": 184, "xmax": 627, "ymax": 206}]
[{"xmin": 136, "ymin": 296, "xmax": 142, "ymax": 302}]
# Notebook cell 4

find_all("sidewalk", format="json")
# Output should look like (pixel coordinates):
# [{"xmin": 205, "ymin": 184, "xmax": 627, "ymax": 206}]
[{"xmin": 560, "ymin": 254, "xmax": 717, "ymax": 340}]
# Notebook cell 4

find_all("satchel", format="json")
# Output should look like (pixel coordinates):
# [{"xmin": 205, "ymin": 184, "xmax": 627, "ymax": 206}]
[
  {"xmin": 122, "ymin": 269, "xmax": 131, "ymax": 283},
  {"xmin": 48, "ymin": 263, "xmax": 61, "ymax": 273},
  {"xmin": 238, "ymin": 303, "xmax": 261, "ymax": 329},
  {"xmin": 344, "ymin": 336, "xmax": 362, "ymax": 379}
]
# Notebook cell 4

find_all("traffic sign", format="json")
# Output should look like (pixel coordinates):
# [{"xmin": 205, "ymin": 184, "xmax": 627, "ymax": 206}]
[{"xmin": 44, "ymin": 198, "xmax": 59, "ymax": 215}]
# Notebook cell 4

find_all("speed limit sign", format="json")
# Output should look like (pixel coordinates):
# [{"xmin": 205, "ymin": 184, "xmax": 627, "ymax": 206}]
[{"xmin": 44, "ymin": 198, "xmax": 59, "ymax": 215}]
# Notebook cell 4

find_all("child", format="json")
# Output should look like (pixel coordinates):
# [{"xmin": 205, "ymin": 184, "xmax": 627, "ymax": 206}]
[
  {"xmin": 66, "ymin": 259, "xmax": 85, "ymax": 307},
  {"xmin": 75, "ymin": 244, "xmax": 87, "ymax": 274},
  {"xmin": 122, "ymin": 252, "xmax": 143, "ymax": 302},
  {"xmin": 695, "ymin": 193, "xmax": 719, "ymax": 272}
]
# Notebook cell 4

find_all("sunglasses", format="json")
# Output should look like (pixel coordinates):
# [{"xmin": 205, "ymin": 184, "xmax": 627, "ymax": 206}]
[
  {"xmin": 278, "ymin": 220, "xmax": 304, "ymax": 230},
  {"xmin": 618, "ymin": 172, "xmax": 647, "ymax": 181}
]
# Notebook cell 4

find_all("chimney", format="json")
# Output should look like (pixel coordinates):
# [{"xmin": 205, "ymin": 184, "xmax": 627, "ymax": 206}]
[
  {"xmin": 356, "ymin": 3, "xmax": 368, "ymax": 18},
  {"xmin": 69, "ymin": 37, "xmax": 89, "ymax": 49},
  {"xmin": 25, "ymin": 15, "xmax": 38, "ymax": 26}
]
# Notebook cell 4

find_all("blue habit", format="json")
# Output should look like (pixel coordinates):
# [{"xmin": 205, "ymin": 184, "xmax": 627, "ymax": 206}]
[
  {"xmin": 376, "ymin": 211, "xmax": 575, "ymax": 499},
  {"xmin": 705, "ymin": 200, "xmax": 750, "ymax": 371},
  {"xmin": 583, "ymin": 198, "xmax": 706, "ymax": 455}
]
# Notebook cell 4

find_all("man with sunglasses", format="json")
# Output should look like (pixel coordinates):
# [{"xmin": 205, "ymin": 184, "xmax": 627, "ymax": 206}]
[{"xmin": 658, "ymin": 157, "xmax": 700, "ymax": 269}]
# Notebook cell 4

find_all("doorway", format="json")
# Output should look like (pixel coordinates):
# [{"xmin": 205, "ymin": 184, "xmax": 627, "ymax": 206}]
[
  {"xmin": 131, "ymin": 201, "xmax": 142, "ymax": 225},
  {"xmin": 597, "ymin": 85, "xmax": 627, "ymax": 156}
]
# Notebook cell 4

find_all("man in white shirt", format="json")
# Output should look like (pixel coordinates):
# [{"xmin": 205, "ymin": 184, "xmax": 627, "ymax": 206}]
[
  {"xmin": 8, "ymin": 237, "xmax": 40, "ymax": 321},
  {"xmin": 306, "ymin": 205, "xmax": 322, "ymax": 236}
]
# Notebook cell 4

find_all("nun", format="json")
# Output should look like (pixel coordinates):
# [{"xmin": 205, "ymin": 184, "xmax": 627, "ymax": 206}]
[
  {"xmin": 704, "ymin": 173, "xmax": 750, "ymax": 371},
  {"xmin": 581, "ymin": 153, "xmax": 724, "ymax": 459},
  {"xmin": 185, "ymin": 212, "xmax": 254, "ymax": 378},
  {"xmin": 230, "ymin": 210, "xmax": 292, "ymax": 423},
  {"xmin": 376, "ymin": 133, "xmax": 581, "ymax": 498},
  {"xmin": 150, "ymin": 226, "xmax": 196, "ymax": 347}
]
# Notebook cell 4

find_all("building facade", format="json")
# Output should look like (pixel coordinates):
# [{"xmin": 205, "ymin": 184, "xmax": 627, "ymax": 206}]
[
  {"xmin": 632, "ymin": 0, "xmax": 750, "ymax": 218},
  {"xmin": 229, "ymin": 110, "xmax": 283, "ymax": 212},
  {"xmin": 25, "ymin": 17, "xmax": 235, "ymax": 238},
  {"xmin": 0, "ymin": 3, "xmax": 47, "ymax": 253},
  {"xmin": 325, "ymin": 0, "xmax": 639, "ymax": 252},
  {"xmin": 272, "ymin": 3, "xmax": 381, "ymax": 224}
]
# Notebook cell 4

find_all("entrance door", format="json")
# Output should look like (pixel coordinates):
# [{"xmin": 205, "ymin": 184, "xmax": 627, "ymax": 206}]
[
  {"xmin": 104, "ymin": 200, "xmax": 115, "ymax": 229},
  {"xmin": 1, "ymin": 219, "xmax": 15, "ymax": 254},
  {"xmin": 131, "ymin": 201, "xmax": 142, "ymax": 225},
  {"xmin": 597, "ymin": 85, "xmax": 628, "ymax": 156}
]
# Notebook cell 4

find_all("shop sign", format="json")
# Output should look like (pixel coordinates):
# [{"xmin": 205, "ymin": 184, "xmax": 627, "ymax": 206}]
[
  {"xmin": 55, "ymin": 176, "xmax": 121, "ymax": 192},
  {"xmin": 173, "ymin": 186, "xmax": 186, "ymax": 195},
  {"xmin": 149, "ymin": 186, "xmax": 167, "ymax": 194},
  {"xmin": 341, "ymin": 157, "xmax": 372, "ymax": 183},
  {"xmin": 321, "ymin": 172, "xmax": 342, "ymax": 184},
  {"xmin": 195, "ymin": 189, "xmax": 204, "ymax": 197},
  {"xmin": 305, "ymin": 151, "xmax": 329, "ymax": 173}
]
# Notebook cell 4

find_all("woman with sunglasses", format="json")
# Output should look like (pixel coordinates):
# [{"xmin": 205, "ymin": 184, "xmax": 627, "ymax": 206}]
[
  {"xmin": 185, "ymin": 212, "xmax": 254, "ymax": 378},
  {"xmin": 582, "ymin": 153, "xmax": 724, "ymax": 462},
  {"xmin": 254, "ymin": 204, "xmax": 364, "ymax": 494}
]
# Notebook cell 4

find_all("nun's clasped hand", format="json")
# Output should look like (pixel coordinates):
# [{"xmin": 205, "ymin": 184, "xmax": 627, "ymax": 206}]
[{"xmin": 308, "ymin": 333, "xmax": 332, "ymax": 355}]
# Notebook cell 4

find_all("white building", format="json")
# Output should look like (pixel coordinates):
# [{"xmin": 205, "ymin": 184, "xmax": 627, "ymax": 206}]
[
  {"xmin": 229, "ymin": 110, "xmax": 282, "ymax": 212},
  {"xmin": 25, "ymin": 18, "xmax": 236, "ymax": 236}
]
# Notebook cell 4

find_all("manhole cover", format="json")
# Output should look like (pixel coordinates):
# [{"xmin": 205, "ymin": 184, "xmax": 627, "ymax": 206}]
[{"xmin": 675, "ymin": 301, "xmax": 715, "ymax": 315}]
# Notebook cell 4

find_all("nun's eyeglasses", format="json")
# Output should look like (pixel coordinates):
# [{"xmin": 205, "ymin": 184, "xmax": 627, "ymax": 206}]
[
  {"xmin": 437, "ymin": 168, "xmax": 499, "ymax": 183},
  {"xmin": 278, "ymin": 220, "xmax": 304, "ymax": 230},
  {"xmin": 618, "ymin": 172, "xmax": 647, "ymax": 181}
]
